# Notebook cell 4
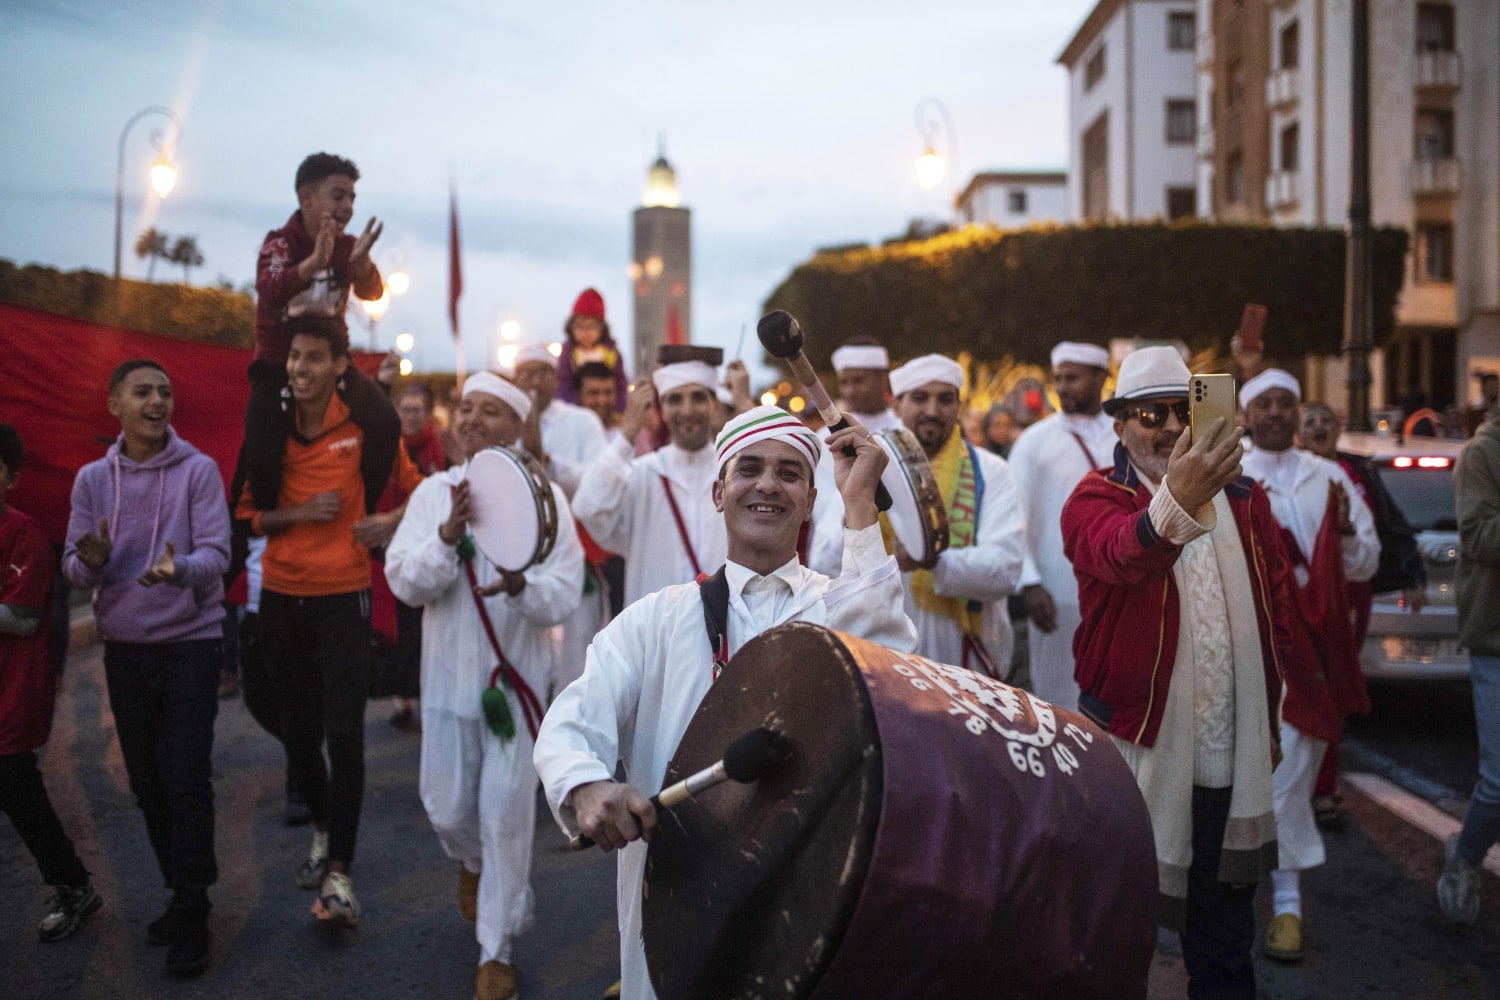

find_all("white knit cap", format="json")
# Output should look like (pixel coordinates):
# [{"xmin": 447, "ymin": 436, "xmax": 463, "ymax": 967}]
[
  {"xmin": 462, "ymin": 371, "xmax": 531, "ymax": 422},
  {"xmin": 1050, "ymin": 341, "xmax": 1111, "ymax": 371},
  {"xmin": 513, "ymin": 344, "xmax": 556, "ymax": 369},
  {"xmin": 653, "ymin": 360, "xmax": 718, "ymax": 395},
  {"xmin": 889, "ymin": 354, "xmax": 964, "ymax": 396},
  {"xmin": 714, "ymin": 404, "xmax": 822, "ymax": 471},
  {"xmin": 1101, "ymin": 346, "xmax": 1190, "ymax": 416},
  {"xmin": 831, "ymin": 344, "xmax": 890, "ymax": 372},
  {"xmin": 1240, "ymin": 368, "xmax": 1301, "ymax": 408}
]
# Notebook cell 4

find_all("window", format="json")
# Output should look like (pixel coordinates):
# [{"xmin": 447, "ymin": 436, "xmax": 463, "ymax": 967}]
[
  {"xmin": 1226, "ymin": 151, "xmax": 1245, "ymax": 203},
  {"xmin": 1417, "ymin": 224, "xmax": 1453, "ymax": 282},
  {"xmin": 1166, "ymin": 100, "xmax": 1196, "ymax": 143},
  {"xmin": 1280, "ymin": 20, "xmax": 1300, "ymax": 69},
  {"xmin": 1085, "ymin": 45, "xmax": 1106, "ymax": 91},
  {"xmin": 1417, "ymin": 3, "xmax": 1456, "ymax": 52},
  {"xmin": 1007, "ymin": 189, "xmax": 1028, "ymax": 214},
  {"xmin": 1415, "ymin": 108, "xmax": 1455, "ymax": 158},
  {"xmin": 1227, "ymin": 60, "xmax": 1246, "ymax": 112},
  {"xmin": 1167, "ymin": 11, "xmax": 1195, "ymax": 51},
  {"xmin": 1280, "ymin": 122, "xmax": 1300, "ymax": 172},
  {"xmin": 1083, "ymin": 114, "xmax": 1110, "ymax": 221},
  {"xmin": 1167, "ymin": 187, "xmax": 1196, "ymax": 220}
]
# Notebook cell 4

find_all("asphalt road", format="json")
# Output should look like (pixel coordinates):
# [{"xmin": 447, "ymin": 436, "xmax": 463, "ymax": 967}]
[{"xmin": 4, "ymin": 643, "xmax": 1498, "ymax": 999}]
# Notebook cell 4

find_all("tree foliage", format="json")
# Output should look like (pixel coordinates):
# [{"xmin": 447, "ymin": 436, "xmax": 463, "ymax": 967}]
[
  {"xmin": 0, "ymin": 259, "xmax": 254, "ymax": 347},
  {"xmin": 762, "ymin": 221, "xmax": 1409, "ymax": 371},
  {"xmin": 169, "ymin": 235, "xmax": 205, "ymax": 284},
  {"xmin": 134, "ymin": 227, "xmax": 170, "ymax": 282}
]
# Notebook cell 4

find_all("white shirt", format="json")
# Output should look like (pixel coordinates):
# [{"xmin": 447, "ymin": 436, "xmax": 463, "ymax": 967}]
[
  {"xmin": 384, "ymin": 464, "xmax": 586, "ymax": 717},
  {"xmin": 1241, "ymin": 446, "xmax": 1379, "ymax": 585},
  {"xmin": 1007, "ymin": 410, "xmax": 1116, "ymax": 595},
  {"xmin": 538, "ymin": 400, "xmax": 608, "ymax": 500},
  {"xmin": 533, "ymin": 523, "xmax": 915, "ymax": 1000},
  {"xmin": 573, "ymin": 438, "xmax": 726, "ymax": 607}
]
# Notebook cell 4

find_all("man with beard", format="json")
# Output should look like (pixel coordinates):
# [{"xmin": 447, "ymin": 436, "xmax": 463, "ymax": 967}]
[
  {"xmin": 575, "ymin": 361, "xmax": 624, "ymax": 443},
  {"xmin": 1005, "ymin": 342, "xmax": 1115, "ymax": 711},
  {"xmin": 1240, "ymin": 371, "xmax": 1378, "ymax": 962},
  {"xmin": 886, "ymin": 354, "xmax": 1024, "ymax": 676},
  {"xmin": 1062, "ymin": 346, "xmax": 1290, "ymax": 1000},
  {"xmin": 573, "ymin": 361, "xmax": 726, "ymax": 607},
  {"xmin": 534, "ymin": 405, "xmax": 915, "ymax": 1000}
]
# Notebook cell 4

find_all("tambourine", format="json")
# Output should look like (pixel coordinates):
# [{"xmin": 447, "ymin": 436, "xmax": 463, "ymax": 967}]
[{"xmin": 873, "ymin": 426, "xmax": 950, "ymax": 565}]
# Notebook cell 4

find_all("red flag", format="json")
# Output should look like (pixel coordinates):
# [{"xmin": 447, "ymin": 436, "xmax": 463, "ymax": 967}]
[
  {"xmin": 666, "ymin": 302, "xmax": 684, "ymax": 345},
  {"xmin": 448, "ymin": 182, "xmax": 462, "ymax": 337}
]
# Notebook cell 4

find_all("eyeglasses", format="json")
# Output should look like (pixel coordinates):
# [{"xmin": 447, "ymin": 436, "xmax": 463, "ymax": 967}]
[{"xmin": 1123, "ymin": 401, "xmax": 1190, "ymax": 429}]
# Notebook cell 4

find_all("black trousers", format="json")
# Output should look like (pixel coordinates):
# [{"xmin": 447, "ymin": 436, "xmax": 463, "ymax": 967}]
[
  {"xmin": 0, "ymin": 751, "xmax": 90, "ymax": 887},
  {"xmin": 1180, "ymin": 785, "xmax": 1257, "ymax": 1000},
  {"xmin": 260, "ymin": 590, "xmax": 370, "ymax": 865},
  {"xmin": 103, "ymin": 639, "xmax": 221, "ymax": 891},
  {"xmin": 243, "ymin": 359, "xmax": 400, "ymax": 514}
]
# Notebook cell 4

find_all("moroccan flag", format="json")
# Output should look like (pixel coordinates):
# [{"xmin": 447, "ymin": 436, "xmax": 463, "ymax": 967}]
[
  {"xmin": 666, "ymin": 302, "xmax": 684, "ymax": 344},
  {"xmin": 448, "ymin": 182, "xmax": 462, "ymax": 337}
]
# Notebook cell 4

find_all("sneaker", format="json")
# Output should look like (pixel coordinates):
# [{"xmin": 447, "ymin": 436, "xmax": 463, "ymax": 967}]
[
  {"xmin": 1263, "ymin": 912, "xmax": 1303, "ymax": 961},
  {"xmin": 165, "ymin": 917, "xmax": 211, "ymax": 976},
  {"xmin": 1438, "ymin": 833, "xmax": 1481, "ymax": 925},
  {"xmin": 312, "ymin": 872, "xmax": 361, "ymax": 927},
  {"xmin": 296, "ymin": 830, "xmax": 330, "ymax": 889},
  {"xmin": 458, "ymin": 866, "xmax": 480, "ymax": 923},
  {"xmin": 476, "ymin": 960, "xmax": 519, "ymax": 1000},
  {"xmin": 1313, "ymin": 794, "xmax": 1346, "ymax": 831},
  {"xmin": 36, "ymin": 884, "xmax": 102, "ymax": 942}
]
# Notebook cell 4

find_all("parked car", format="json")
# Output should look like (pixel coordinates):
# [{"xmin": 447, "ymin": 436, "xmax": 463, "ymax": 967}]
[{"xmin": 1340, "ymin": 432, "xmax": 1467, "ymax": 683}]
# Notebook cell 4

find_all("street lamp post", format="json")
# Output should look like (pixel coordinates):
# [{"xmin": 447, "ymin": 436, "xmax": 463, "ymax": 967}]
[
  {"xmin": 914, "ymin": 97, "xmax": 959, "ymax": 220},
  {"xmin": 114, "ymin": 106, "xmax": 182, "ymax": 283}
]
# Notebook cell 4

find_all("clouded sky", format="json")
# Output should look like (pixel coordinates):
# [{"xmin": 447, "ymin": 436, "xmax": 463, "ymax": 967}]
[{"xmin": 0, "ymin": 0, "xmax": 1093, "ymax": 377}]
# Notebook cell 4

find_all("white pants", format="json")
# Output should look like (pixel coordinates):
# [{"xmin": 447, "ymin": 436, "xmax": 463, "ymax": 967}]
[
  {"xmin": 1027, "ymin": 603, "xmax": 1082, "ymax": 713},
  {"xmin": 1272, "ymin": 721, "xmax": 1328, "ymax": 872},
  {"xmin": 420, "ymin": 709, "xmax": 537, "ymax": 964}
]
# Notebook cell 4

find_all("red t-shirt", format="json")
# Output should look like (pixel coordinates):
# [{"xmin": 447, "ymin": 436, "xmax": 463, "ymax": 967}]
[{"xmin": 0, "ymin": 505, "xmax": 55, "ymax": 754}]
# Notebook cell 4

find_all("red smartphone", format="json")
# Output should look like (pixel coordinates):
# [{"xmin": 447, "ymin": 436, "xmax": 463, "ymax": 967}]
[{"xmin": 1237, "ymin": 303, "xmax": 1268, "ymax": 352}]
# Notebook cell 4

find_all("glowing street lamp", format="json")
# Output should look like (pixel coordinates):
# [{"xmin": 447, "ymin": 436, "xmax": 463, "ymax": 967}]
[
  {"xmin": 395, "ymin": 331, "xmax": 415, "ymax": 354},
  {"xmin": 383, "ymin": 249, "xmax": 410, "ymax": 295},
  {"xmin": 398, "ymin": 358, "xmax": 414, "ymax": 376},
  {"xmin": 500, "ymin": 319, "xmax": 521, "ymax": 342},
  {"xmin": 149, "ymin": 152, "xmax": 177, "ymax": 198},
  {"xmin": 913, "ymin": 97, "xmax": 959, "ymax": 215},
  {"xmin": 114, "ymin": 105, "xmax": 182, "ymax": 282},
  {"xmin": 915, "ymin": 147, "xmax": 946, "ymax": 191},
  {"xmin": 362, "ymin": 288, "xmax": 391, "ymax": 323}
]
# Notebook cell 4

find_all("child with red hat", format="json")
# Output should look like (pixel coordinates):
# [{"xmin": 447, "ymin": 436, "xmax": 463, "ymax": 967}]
[{"xmin": 555, "ymin": 288, "xmax": 629, "ymax": 412}]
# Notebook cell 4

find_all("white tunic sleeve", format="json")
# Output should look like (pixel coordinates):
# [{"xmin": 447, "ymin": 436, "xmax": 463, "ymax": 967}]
[
  {"xmin": 384, "ymin": 473, "xmax": 464, "ymax": 609},
  {"xmin": 570, "ymin": 437, "xmax": 638, "ymax": 555},
  {"xmin": 508, "ymin": 485, "xmax": 587, "ymax": 627},
  {"xmin": 825, "ymin": 524, "xmax": 918, "ymax": 652}
]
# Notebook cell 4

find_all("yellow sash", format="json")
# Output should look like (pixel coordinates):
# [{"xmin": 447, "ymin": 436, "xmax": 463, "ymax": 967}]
[{"xmin": 886, "ymin": 427, "xmax": 982, "ymax": 637}]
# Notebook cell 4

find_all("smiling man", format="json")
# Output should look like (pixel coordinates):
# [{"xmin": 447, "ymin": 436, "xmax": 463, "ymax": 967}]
[
  {"xmin": 236, "ymin": 318, "xmax": 421, "ymax": 930},
  {"xmin": 572, "ymin": 361, "xmax": 727, "ymax": 607},
  {"xmin": 534, "ymin": 404, "xmax": 915, "ymax": 1000},
  {"xmin": 64, "ymin": 360, "xmax": 231, "ymax": 975},
  {"xmin": 887, "ymin": 354, "xmax": 1025, "ymax": 679},
  {"xmin": 386, "ymin": 372, "xmax": 584, "ymax": 1000}
]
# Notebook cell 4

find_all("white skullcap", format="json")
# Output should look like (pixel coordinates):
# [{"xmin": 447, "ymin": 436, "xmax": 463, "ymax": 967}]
[
  {"xmin": 1101, "ymin": 346, "xmax": 1191, "ymax": 416},
  {"xmin": 513, "ymin": 345, "xmax": 556, "ymax": 369},
  {"xmin": 889, "ymin": 354, "xmax": 964, "ymax": 397},
  {"xmin": 714, "ymin": 404, "xmax": 822, "ymax": 471},
  {"xmin": 831, "ymin": 344, "xmax": 890, "ymax": 372},
  {"xmin": 653, "ymin": 361, "xmax": 718, "ymax": 396},
  {"xmin": 1240, "ymin": 369, "xmax": 1301, "ymax": 407},
  {"xmin": 1051, "ymin": 341, "xmax": 1111, "ymax": 371},
  {"xmin": 462, "ymin": 371, "xmax": 531, "ymax": 423}
]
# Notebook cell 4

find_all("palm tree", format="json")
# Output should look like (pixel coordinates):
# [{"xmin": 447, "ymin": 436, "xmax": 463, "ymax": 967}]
[
  {"xmin": 134, "ymin": 227, "xmax": 170, "ymax": 281},
  {"xmin": 169, "ymin": 236, "xmax": 205, "ymax": 285}
]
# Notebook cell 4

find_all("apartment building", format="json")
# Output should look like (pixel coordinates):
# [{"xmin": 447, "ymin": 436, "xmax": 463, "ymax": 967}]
[
  {"xmin": 1058, "ymin": 0, "xmax": 1201, "ymax": 222},
  {"xmin": 956, "ymin": 171, "xmax": 1069, "ymax": 226}
]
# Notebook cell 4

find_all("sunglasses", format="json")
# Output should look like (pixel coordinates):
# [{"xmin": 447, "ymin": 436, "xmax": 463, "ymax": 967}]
[{"xmin": 1123, "ymin": 401, "xmax": 1190, "ymax": 429}]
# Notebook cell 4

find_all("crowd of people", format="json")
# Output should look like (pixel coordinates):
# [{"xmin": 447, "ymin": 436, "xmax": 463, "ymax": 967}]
[{"xmin": 3, "ymin": 150, "xmax": 1499, "ymax": 1000}]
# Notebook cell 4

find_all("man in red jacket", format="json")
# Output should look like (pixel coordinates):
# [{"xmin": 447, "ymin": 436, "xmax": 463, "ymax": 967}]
[{"xmin": 1061, "ymin": 346, "xmax": 1295, "ymax": 1000}]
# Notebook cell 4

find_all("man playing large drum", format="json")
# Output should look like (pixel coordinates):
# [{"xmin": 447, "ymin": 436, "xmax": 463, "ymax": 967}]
[
  {"xmin": 533, "ymin": 404, "xmax": 915, "ymax": 1000},
  {"xmin": 385, "ymin": 372, "xmax": 585, "ymax": 1000}
]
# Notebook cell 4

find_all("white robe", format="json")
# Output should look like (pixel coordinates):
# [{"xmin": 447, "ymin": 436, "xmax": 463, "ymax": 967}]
[
  {"xmin": 537, "ymin": 400, "xmax": 610, "ymax": 697},
  {"xmin": 384, "ymin": 463, "xmax": 585, "ymax": 965},
  {"xmin": 533, "ymin": 524, "xmax": 916, "ymax": 1000},
  {"xmin": 1005, "ymin": 410, "xmax": 1117, "ymax": 711},
  {"xmin": 572, "ymin": 438, "xmax": 726, "ymax": 607}
]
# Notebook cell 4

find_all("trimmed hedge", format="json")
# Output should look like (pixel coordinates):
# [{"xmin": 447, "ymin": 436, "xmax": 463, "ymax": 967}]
[
  {"xmin": 0, "ymin": 260, "xmax": 254, "ymax": 347},
  {"xmin": 763, "ymin": 221, "xmax": 1409, "ymax": 370}
]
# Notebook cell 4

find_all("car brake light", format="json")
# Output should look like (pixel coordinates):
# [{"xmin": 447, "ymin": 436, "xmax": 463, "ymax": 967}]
[
  {"xmin": 1417, "ymin": 457, "xmax": 1451, "ymax": 469},
  {"xmin": 1393, "ymin": 457, "xmax": 1413, "ymax": 468}
]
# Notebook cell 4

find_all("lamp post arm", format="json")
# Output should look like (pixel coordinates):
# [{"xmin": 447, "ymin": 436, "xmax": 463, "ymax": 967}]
[{"xmin": 114, "ymin": 106, "xmax": 182, "ymax": 282}]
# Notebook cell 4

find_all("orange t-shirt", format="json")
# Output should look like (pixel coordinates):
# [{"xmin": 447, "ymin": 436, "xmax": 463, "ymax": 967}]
[{"xmin": 239, "ymin": 394, "xmax": 422, "ymax": 597}]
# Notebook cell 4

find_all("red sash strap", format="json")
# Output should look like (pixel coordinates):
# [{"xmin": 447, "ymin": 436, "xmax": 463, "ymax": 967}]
[
  {"xmin": 464, "ymin": 561, "xmax": 546, "ymax": 741},
  {"xmin": 660, "ymin": 475, "xmax": 703, "ymax": 577},
  {"xmin": 1068, "ymin": 431, "xmax": 1101, "ymax": 470},
  {"xmin": 961, "ymin": 634, "xmax": 1004, "ymax": 681}
]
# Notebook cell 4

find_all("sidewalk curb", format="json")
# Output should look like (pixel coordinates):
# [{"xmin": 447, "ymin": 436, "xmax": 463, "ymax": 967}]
[{"xmin": 1345, "ymin": 771, "xmax": 1500, "ymax": 877}]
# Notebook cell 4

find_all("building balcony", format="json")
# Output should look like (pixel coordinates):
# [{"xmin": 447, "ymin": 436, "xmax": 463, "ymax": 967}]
[
  {"xmin": 1412, "ymin": 157, "xmax": 1461, "ymax": 196},
  {"xmin": 1415, "ymin": 50, "xmax": 1462, "ymax": 91},
  {"xmin": 1197, "ymin": 122, "xmax": 1215, "ymax": 159},
  {"xmin": 1266, "ymin": 170, "xmax": 1299, "ymax": 210},
  {"xmin": 1266, "ymin": 67, "xmax": 1299, "ymax": 110}
]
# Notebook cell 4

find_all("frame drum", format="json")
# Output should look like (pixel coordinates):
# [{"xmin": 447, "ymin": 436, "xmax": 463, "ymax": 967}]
[
  {"xmin": 643, "ymin": 623, "xmax": 1156, "ymax": 1000},
  {"xmin": 873, "ymin": 427, "xmax": 949, "ymax": 564},
  {"xmin": 465, "ymin": 446, "xmax": 559, "ymax": 573}
]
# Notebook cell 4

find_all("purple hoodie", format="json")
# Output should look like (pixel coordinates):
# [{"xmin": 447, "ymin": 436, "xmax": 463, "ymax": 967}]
[{"xmin": 63, "ymin": 428, "xmax": 230, "ymax": 644}]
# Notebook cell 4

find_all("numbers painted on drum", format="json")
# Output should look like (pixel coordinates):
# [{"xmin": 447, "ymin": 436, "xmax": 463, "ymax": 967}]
[
  {"xmin": 1064, "ymin": 723, "xmax": 1094, "ymax": 751},
  {"xmin": 1052, "ymin": 743, "xmax": 1079, "ymax": 775},
  {"xmin": 1007, "ymin": 742, "xmax": 1046, "ymax": 778}
]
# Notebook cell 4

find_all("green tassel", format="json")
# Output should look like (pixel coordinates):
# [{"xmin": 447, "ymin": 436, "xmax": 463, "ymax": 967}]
[
  {"xmin": 456, "ymin": 534, "xmax": 477, "ymax": 564},
  {"xmin": 582, "ymin": 568, "xmax": 597, "ymax": 596},
  {"xmin": 481, "ymin": 686, "xmax": 516, "ymax": 741}
]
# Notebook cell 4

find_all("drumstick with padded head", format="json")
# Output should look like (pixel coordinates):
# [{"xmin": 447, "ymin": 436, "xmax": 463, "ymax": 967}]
[
  {"xmin": 757, "ymin": 310, "xmax": 893, "ymax": 512},
  {"xmin": 569, "ymin": 726, "xmax": 789, "ymax": 851}
]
